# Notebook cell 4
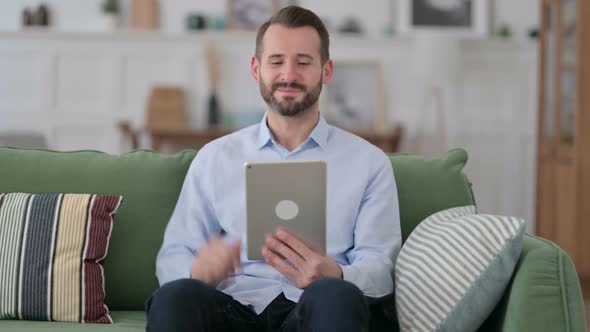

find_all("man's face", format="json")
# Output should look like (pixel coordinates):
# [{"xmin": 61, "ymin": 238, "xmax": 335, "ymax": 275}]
[
  {"xmin": 252, "ymin": 24, "xmax": 333, "ymax": 117},
  {"xmin": 259, "ymin": 69, "xmax": 323, "ymax": 117}
]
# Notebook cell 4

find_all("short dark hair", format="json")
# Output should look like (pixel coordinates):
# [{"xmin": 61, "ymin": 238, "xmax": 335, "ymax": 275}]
[{"xmin": 255, "ymin": 6, "xmax": 330, "ymax": 64}]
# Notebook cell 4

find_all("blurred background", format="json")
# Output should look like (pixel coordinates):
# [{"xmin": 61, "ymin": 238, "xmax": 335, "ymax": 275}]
[{"xmin": 1, "ymin": 0, "xmax": 588, "ymax": 298}]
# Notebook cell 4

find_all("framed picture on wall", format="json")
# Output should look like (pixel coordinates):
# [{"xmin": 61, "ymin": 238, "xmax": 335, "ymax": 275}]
[
  {"xmin": 227, "ymin": 0, "xmax": 280, "ymax": 30},
  {"xmin": 398, "ymin": 0, "xmax": 490, "ymax": 36},
  {"xmin": 323, "ymin": 61, "xmax": 385, "ymax": 133}
]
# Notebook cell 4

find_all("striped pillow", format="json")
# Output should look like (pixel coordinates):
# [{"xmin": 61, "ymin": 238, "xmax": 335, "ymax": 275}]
[
  {"xmin": 395, "ymin": 206, "xmax": 525, "ymax": 332},
  {"xmin": 0, "ymin": 193, "xmax": 123, "ymax": 324}
]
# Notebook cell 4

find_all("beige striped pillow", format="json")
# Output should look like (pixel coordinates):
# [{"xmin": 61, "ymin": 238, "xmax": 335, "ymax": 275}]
[
  {"xmin": 0, "ymin": 193, "xmax": 122, "ymax": 324},
  {"xmin": 395, "ymin": 206, "xmax": 525, "ymax": 332}
]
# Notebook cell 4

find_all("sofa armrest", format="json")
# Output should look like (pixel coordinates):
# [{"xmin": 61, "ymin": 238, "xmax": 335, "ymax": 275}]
[{"xmin": 478, "ymin": 234, "xmax": 586, "ymax": 332}]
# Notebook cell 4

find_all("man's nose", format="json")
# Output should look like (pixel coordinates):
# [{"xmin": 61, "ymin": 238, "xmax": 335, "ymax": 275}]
[{"xmin": 280, "ymin": 61, "xmax": 298, "ymax": 82}]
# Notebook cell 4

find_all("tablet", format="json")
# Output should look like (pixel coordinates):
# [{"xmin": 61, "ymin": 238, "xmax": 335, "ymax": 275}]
[{"xmin": 245, "ymin": 160, "xmax": 326, "ymax": 260}]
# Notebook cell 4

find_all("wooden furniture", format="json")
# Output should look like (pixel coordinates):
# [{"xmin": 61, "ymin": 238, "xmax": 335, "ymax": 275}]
[
  {"xmin": 131, "ymin": 0, "xmax": 159, "ymax": 30},
  {"xmin": 118, "ymin": 122, "xmax": 403, "ymax": 153},
  {"xmin": 150, "ymin": 127, "xmax": 402, "ymax": 153},
  {"xmin": 146, "ymin": 86, "xmax": 187, "ymax": 130},
  {"xmin": 149, "ymin": 128, "xmax": 233, "ymax": 151},
  {"xmin": 118, "ymin": 122, "xmax": 140, "ymax": 151},
  {"xmin": 536, "ymin": 0, "xmax": 590, "ymax": 285}
]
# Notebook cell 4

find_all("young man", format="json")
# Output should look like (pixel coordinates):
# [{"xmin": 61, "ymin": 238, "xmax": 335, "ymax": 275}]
[{"xmin": 147, "ymin": 6, "xmax": 401, "ymax": 332}]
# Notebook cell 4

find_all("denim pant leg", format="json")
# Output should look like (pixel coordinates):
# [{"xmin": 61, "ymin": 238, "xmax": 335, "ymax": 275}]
[
  {"xmin": 145, "ymin": 278, "xmax": 260, "ymax": 332},
  {"xmin": 281, "ymin": 278, "xmax": 370, "ymax": 332},
  {"xmin": 367, "ymin": 292, "xmax": 398, "ymax": 332}
]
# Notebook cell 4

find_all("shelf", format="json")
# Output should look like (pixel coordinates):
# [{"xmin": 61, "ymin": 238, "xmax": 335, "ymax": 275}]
[
  {"xmin": 0, "ymin": 28, "xmax": 405, "ymax": 45},
  {"xmin": 0, "ymin": 29, "xmax": 538, "ymax": 51}
]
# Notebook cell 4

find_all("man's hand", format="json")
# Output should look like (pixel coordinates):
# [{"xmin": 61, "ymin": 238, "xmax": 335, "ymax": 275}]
[
  {"xmin": 262, "ymin": 227, "xmax": 342, "ymax": 289},
  {"xmin": 191, "ymin": 236, "xmax": 241, "ymax": 287}
]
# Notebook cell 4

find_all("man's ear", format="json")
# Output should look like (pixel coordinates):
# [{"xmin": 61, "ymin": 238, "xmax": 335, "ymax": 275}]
[
  {"xmin": 322, "ymin": 59, "xmax": 333, "ymax": 84},
  {"xmin": 251, "ymin": 56, "xmax": 260, "ymax": 82}
]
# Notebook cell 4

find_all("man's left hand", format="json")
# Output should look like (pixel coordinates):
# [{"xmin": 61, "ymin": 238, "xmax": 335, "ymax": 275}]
[{"xmin": 262, "ymin": 227, "xmax": 342, "ymax": 289}]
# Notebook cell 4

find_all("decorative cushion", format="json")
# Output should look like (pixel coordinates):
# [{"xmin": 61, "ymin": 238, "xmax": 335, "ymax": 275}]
[
  {"xmin": 0, "ymin": 193, "xmax": 122, "ymax": 324},
  {"xmin": 395, "ymin": 206, "xmax": 525, "ymax": 332}
]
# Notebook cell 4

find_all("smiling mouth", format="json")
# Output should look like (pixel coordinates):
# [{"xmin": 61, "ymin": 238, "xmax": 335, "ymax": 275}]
[{"xmin": 276, "ymin": 88, "xmax": 302, "ymax": 94}]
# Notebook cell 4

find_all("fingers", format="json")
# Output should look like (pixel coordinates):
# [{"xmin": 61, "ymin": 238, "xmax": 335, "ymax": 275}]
[
  {"xmin": 275, "ymin": 228, "xmax": 315, "ymax": 258},
  {"xmin": 262, "ymin": 246, "xmax": 298, "ymax": 281},
  {"xmin": 207, "ymin": 236, "xmax": 242, "ymax": 273},
  {"xmin": 264, "ymin": 234, "xmax": 306, "ymax": 268},
  {"xmin": 193, "ymin": 236, "xmax": 244, "ymax": 286}
]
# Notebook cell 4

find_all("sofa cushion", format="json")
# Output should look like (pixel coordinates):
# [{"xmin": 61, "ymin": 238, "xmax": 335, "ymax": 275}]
[
  {"xmin": 0, "ymin": 148, "xmax": 197, "ymax": 311},
  {"xmin": 388, "ymin": 148, "xmax": 475, "ymax": 242},
  {"xmin": 0, "ymin": 310, "xmax": 145, "ymax": 331},
  {"xmin": 395, "ymin": 206, "xmax": 525, "ymax": 332},
  {"xmin": 0, "ymin": 193, "xmax": 122, "ymax": 323}
]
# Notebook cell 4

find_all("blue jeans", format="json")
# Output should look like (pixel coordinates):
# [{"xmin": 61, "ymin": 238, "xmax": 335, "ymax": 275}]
[{"xmin": 146, "ymin": 278, "xmax": 397, "ymax": 332}]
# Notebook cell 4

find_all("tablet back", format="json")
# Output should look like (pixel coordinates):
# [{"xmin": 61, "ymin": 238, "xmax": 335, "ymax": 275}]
[{"xmin": 245, "ymin": 160, "xmax": 326, "ymax": 260}]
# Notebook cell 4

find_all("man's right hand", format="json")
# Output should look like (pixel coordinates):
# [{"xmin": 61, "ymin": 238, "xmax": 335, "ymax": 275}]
[{"xmin": 191, "ymin": 236, "xmax": 241, "ymax": 287}]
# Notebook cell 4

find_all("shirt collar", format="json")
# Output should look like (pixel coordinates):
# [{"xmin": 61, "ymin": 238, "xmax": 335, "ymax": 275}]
[{"xmin": 256, "ymin": 111, "xmax": 329, "ymax": 150}]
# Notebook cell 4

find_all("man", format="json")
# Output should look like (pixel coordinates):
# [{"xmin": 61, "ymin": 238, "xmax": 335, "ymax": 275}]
[{"xmin": 146, "ymin": 6, "xmax": 401, "ymax": 332}]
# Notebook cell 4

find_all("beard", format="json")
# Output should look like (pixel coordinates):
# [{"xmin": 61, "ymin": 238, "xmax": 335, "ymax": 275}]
[{"xmin": 259, "ymin": 75, "xmax": 323, "ymax": 117}]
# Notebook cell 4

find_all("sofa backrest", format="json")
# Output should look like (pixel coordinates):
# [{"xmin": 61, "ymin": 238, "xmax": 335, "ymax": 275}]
[
  {"xmin": 388, "ymin": 148, "xmax": 475, "ymax": 242},
  {"xmin": 0, "ymin": 147, "xmax": 196, "ymax": 311},
  {"xmin": 0, "ymin": 147, "xmax": 475, "ymax": 311}
]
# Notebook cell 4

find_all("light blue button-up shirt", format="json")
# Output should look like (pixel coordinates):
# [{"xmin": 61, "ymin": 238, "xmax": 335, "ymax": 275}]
[{"xmin": 156, "ymin": 112, "xmax": 401, "ymax": 314}]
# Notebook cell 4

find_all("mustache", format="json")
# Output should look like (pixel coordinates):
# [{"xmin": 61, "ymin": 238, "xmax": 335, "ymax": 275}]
[{"xmin": 272, "ymin": 82, "xmax": 306, "ymax": 91}]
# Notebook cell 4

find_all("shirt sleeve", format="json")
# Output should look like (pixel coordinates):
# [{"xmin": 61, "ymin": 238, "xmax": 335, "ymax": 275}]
[
  {"xmin": 155, "ymin": 145, "xmax": 221, "ymax": 286},
  {"xmin": 340, "ymin": 151, "xmax": 401, "ymax": 298}
]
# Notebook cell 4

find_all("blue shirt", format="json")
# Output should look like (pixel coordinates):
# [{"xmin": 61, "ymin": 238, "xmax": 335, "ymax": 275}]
[{"xmin": 156, "ymin": 113, "xmax": 401, "ymax": 314}]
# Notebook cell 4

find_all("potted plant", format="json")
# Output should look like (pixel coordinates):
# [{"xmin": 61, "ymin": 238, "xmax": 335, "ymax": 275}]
[{"xmin": 99, "ymin": 0, "xmax": 119, "ymax": 31}]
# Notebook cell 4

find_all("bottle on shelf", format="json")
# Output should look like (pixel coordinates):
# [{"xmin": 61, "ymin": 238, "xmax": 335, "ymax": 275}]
[
  {"xmin": 21, "ymin": 7, "xmax": 34, "ymax": 27},
  {"xmin": 34, "ymin": 3, "xmax": 51, "ymax": 27}
]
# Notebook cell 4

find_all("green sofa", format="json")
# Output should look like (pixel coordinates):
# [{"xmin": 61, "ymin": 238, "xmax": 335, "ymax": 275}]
[{"xmin": 0, "ymin": 147, "xmax": 585, "ymax": 331}]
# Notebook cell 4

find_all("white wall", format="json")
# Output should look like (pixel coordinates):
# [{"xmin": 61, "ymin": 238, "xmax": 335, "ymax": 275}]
[
  {"xmin": 0, "ymin": 0, "xmax": 539, "ymax": 38},
  {"xmin": 0, "ymin": 1, "xmax": 541, "ymax": 230},
  {"xmin": 0, "ymin": 31, "xmax": 539, "ymax": 232}
]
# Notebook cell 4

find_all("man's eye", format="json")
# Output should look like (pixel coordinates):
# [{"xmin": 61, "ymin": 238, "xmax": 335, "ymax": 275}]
[
  {"xmin": 299, "ymin": 62, "xmax": 310, "ymax": 66},
  {"xmin": 270, "ymin": 62, "xmax": 283, "ymax": 65}
]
